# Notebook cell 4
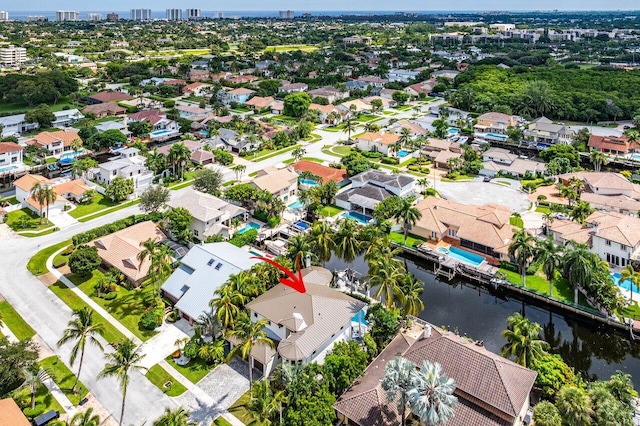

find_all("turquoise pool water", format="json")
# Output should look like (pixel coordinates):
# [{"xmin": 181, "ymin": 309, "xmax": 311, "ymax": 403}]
[
  {"xmin": 630, "ymin": 154, "xmax": 640, "ymax": 162},
  {"xmin": 437, "ymin": 246, "xmax": 485, "ymax": 267},
  {"xmin": 351, "ymin": 310, "xmax": 369, "ymax": 326},
  {"xmin": 611, "ymin": 272, "xmax": 640, "ymax": 295},
  {"xmin": 150, "ymin": 129, "xmax": 174, "ymax": 137},
  {"xmin": 486, "ymin": 132, "xmax": 508, "ymax": 141},
  {"xmin": 299, "ymin": 178, "xmax": 319, "ymax": 186},
  {"xmin": 59, "ymin": 149, "xmax": 84, "ymax": 163},
  {"xmin": 288, "ymin": 200, "xmax": 304, "ymax": 210},
  {"xmin": 0, "ymin": 165, "xmax": 18, "ymax": 173},
  {"xmin": 238, "ymin": 222, "xmax": 261, "ymax": 234},
  {"xmin": 397, "ymin": 150, "xmax": 410, "ymax": 157},
  {"xmin": 341, "ymin": 211, "xmax": 372, "ymax": 225},
  {"xmin": 447, "ymin": 128, "xmax": 459, "ymax": 135}
]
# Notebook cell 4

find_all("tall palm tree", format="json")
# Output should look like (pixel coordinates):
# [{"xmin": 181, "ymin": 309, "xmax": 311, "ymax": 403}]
[
  {"xmin": 195, "ymin": 309, "xmax": 222, "ymax": 339},
  {"xmin": 146, "ymin": 148, "xmax": 168, "ymax": 176},
  {"xmin": 536, "ymin": 236, "xmax": 563, "ymax": 297},
  {"xmin": 246, "ymin": 379, "xmax": 287, "ymax": 425},
  {"xmin": 309, "ymin": 221, "xmax": 335, "ymax": 265},
  {"xmin": 508, "ymin": 229, "xmax": 536, "ymax": 288},
  {"xmin": 291, "ymin": 147, "xmax": 307, "ymax": 162},
  {"xmin": 343, "ymin": 117, "xmax": 359, "ymax": 141},
  {"xmin": 69, "ymin": 407, "xmax": 101, "ymax": 426},
  {"xmin": 589, "ymin": 149, "xmax": 608, "ymax": 172},
  {"xmin": 562, "ymin": 243, "xmax": 596, "ymax": 305},
  {"xmin": 31, "ymin": 182, "xmax": 49, "ymax": 224},
  {"xmin": 19, "ymin": 368, "xmax": 51, "ymax": 409},
  {"xmin": 168, "ymin": 142, "xmax": 191, "ymax": 180},
  {"xmin": 230, "ymin": 164, "xmax": 247, "ymax": 182},
  {"xmin": 371, "ymin": 256, "xmax": 404, "ymax": 308},
  {"xmin": 381, "ymin": 357, "xmax": 416, "ymax": 426},
  {"xmin": 138, "ymin": 239, "xmax": 174, "ymax": 295},
  {"xmin": 407, "ymin": 361, "xmax": 458, "ymax": 426},
  {"xmin": 57, "ymin": 307, "xmax": 104, "ymax": 392},
  {"xmin": 98, "ymin": 339, "xmax": 146, "ymax": 426},
  {"xmin": 225, "ymin": 311, "xmax": 274, "ymax": 390},
  {"xmin": 417, "ymin": 178, "xmax": 430, "ymax": 195},
  {"xmin": 334, "ymin": 218, "xmax": 362, "ymax": 264},
  {"xmin": 393, "ymin": 196, "xmax": 422, "ymax": 244},
  {"xmin": 399, "ymin": 275, "xmax": 425, "ymax": 316},
  {"xmin": 153, "ymin": 407, "xmax": 196, "ymax": 426},
  {"xmin": 500, "ymin": 313, "xmax": 549, "ymax": 367},
  {"xmin": 210, "ymin": 284, "xmax": 246, "ymax": 331},
  {"xmin": 198, "ymin": 339, "xmax": 226, "ymax": 365},
  {"xmin": 287, "ymin": 234, "xmax": 315, "ymax": 268},
  {"xmin": 556, "ymin": 385, "xmax": 594, "ymax": 426},
  {"xmin": 620, "ymin": 265, "xmax": 640, "ymax": 303},
  {"xmin": 570, "ymin": 201, "xmax": 593, "ymax": 224}
]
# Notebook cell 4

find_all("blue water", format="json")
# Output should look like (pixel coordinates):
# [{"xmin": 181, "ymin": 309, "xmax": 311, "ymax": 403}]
[
  {"xmin": 447, "ymin": 128, "xmax": 459, "ymax": 135},
  {"xmin": 397, "ymin": 150, "xmax": 410, "ymax": 157},
  {"xmin": 299, "ymin": 178, "xmax": 319, "ymax": 186},
  {"xmin": 611, "ymin": 272, "xmax": 640, "ymax": 295},
  {"xmin": 631, "ymin": 154, "xmax": 640, "ymax": 162},
  {"xmin": 199, "ymin": 130, "xmax": 209, "ymax": 137},
  {"xmin": 294, "ymin": 221, "xmax": 309, "ymax": 230},
  {"xmin": 351, "ymin": 310, "xmax": 369, "ymax": 326},
  {"xmin": 486, "ymin": 132, "xmax": 508, "ymax": 141},
  {"xmin": 238, "ymin": 222, "xmax": 261, "ymax": 234},
  {"xmin": 437, "ymin": 246, "xmax": 485, "ymax": 267},
  {"xmin": 288, "ymin": 200, "xmax": 304, "ymax": 210},
  {"xmin": 59, "ymin": 149, "xmax": 84, "ymax": 163},
  {"xmin": 341, "ymin": 211, "xmax": 372, "ymax": 225},
  {"xmin": 151, "ymin": 130, "xmax": 172, "ymax": 136},
  {"xmin": 0, "ymin": 165, "xmax": 18, "ymax": 173}
]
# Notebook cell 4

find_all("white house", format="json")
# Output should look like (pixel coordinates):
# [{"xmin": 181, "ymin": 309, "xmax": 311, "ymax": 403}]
[
  {"xmin": 251, "ymin": 166, "xmax": 299, "ymax": 202},
  {"xmin": 89, "ymin": 148, "xmax": 153, "ymax": 192},
  {"xmin": 523, "ymin": 117, "xmax": 576, "ymax": 146},
  {"xmin": 588, "ymin": 211, "xmax": 640, "ymax": 268},
  {"xmin": 0, "ymin": 142, "xmax": 24, "ymax": 169},
  {"xmin": 355, "ymin": 131, "xmax": 402, "ymax": 157},
  {"xmin": 335, "ymin": 170, "xmax": 415, "ymax": 214},
  {"xmin": 0, "ymin": 109, "xmax": 83, "ymax": 138}
]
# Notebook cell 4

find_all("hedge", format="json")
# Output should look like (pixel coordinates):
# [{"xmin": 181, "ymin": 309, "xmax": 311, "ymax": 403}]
[
  {"xmin": 229, "ymin": 229, "xmax": 258, "ymax": 247},
  {"xmin": 72, "ymin": 213, "xmax": 161, "ymax": 246}
]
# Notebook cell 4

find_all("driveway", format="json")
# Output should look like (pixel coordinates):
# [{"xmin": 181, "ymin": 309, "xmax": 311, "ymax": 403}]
[{"xmin": 436, "ymin": 178, "xmax": 531, "ymax": 212}]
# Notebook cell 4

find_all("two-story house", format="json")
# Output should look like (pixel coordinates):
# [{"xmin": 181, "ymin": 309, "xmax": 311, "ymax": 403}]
[
  {"xmin": 335, "ymin": 170, "xmax": 415, "ymax": 214},
  {"xmin": 251, "ymin": 166, "xmax": 299, "ymax": 202},
  {"xmin": 524, "ymin": 117, "xmax": 576, "ymax": 146},
  {"xmin": 474, "ymin": 112, "xmax": 519, "ymax": 142},
  {"xmin": 219, "ymin": 88, "xmax": 255, "ymax": 105},
  {"xmin": 89, "ymin": 147, "xmax": 153, "ymax": 192},
  {"xmin": 128, "ymin": 110, "xmax": 179, "ymax": 141},
  {"xmin": 26, "ymin": 130, "xmax": 81, "ymax": 158},
  {"xmin": 481, "ymin": 147, "xmax": 546, "ymax": 178},
  {"xmin": 355, "ymin": 131, "xmax": 402, "ymax": 156},
  {"xmin": 279, "ymin": 82, "xmax": 308, "ymax": 94},
  {"xmin": 0, "ymin": 142, "xmax": 24, "ymax": 170}
]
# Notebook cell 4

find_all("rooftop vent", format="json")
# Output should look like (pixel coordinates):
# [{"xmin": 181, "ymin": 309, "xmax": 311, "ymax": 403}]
[
  {"xmin": 215, "ymin": 263, "xmax": 223, "ymax": 270},
  {"xmin": 207, "ymin": 258, "xmax": 215, "ymax": 266}
]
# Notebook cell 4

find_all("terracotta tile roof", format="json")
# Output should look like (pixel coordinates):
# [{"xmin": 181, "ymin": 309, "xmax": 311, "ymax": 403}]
[
  {"xmin": 53, "ymin": 178, "xmax": 91, "ymax": 197},
  {"xmin": 82, "ymin": 102, "xmax": 126, "ymax": 116},
  {"xmin": 0, "ymin": 398, "xmax": 31, "ymax": 426},
  {"xmin": 88, "ymin": 221, "xmax": 166, "ymax": 283},
  {"xmin": 13, "ymin": 173, "xmax": 50, "ymax": 192},
  {"xmin": 309, "ymin": 103, "xmax": 340, "ymax": 114},
  {"xmin": 476, "ymin": 112, "xmax": 516, "ymax": 124},
  {"xmin": 588, "ymin": 210, "xmax": 640, "ymax": 247},
  {"xmin": 164, "ymin": 79, "xmax": 186, "ymax": 86},
  {"xmin": 191, "ymin": 149, "xmax": 214, "ymax": 163},
  {"xmin": 88, "ymin": 91, "xmax": 132, "ymax": 103},
  {"xmin": 251, "ymin": 167, "xmax": 299, "ymax": 194},
  {"xmin": 244, "ymin": 96, "xmax": 275, "ymax": 109},
  {"xmin": 0, "ymin": 142, "xmax": 23, "ymax": 154},
  {"xmin": 293, "ymin": 160, "xmax": 348, "ymax": 183},
  {"xmin": 27, "ymin": 130, "xmax": 81, "ymax": 148},
  {"xmin": 548, "ymin": 220, "xmax": 592, "ymax": 245},
  {"xmin": 559, "ymin": 172, "xmax": 639, "ymax": 197},
  {"xmin": 587, "ymin": 135, "xmax": 635, "ymax": 153},
  {"xmin": 129, "ymin": 109, "xmax": 165, "ymax": 125},
  {"xmin": 227, "ymin": 87, "xmax": 255, "ymax": 95},
  {"xmin": 357, "ymin": 131, "xmax": 401, "ymax": 145}
]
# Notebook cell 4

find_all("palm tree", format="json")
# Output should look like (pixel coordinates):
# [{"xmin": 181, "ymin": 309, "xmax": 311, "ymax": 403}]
[
  {"xmin": 393, "ymin": 196, "xmax": 422, "ymax": 244},
  {"xmin": 98, "ymin": 339, "xmax": 146, "ymax": 426},
  {"xmin": 371, "ymin": 256, "xmax": 404, "ymax": 308},
  {"xmin": 500, "ymin": 313, "xmax": 549, "ymax": 367},
  {"xmin": 291, "ymin": 147, "xmax": 307, "ymax": 162},
  {"xmin": 309, "ymin": 221, "xmax": 335, "ymax": 265},
  {"xmin": 620, "ymin": 265, "xmax": 640, "ymax": 303},
  {"xmin": 287, "ymin": 234, "xmax": 315, "ymax": 268},
  {"xmin": 19, "ymin": 368, "xmax": 51, "ymax": 409},
  {"xmin": 508, "ymin": 229, "xmax": 536, "ymax": 288},
  {"xmin": 57, "ymin": 308, "xmax": 104, "ymax": 392},
  {"xmin": 570, "ymin": 201, "xmax": 593, "ymax": 224},
  {"xmin": 198, "ymin": 339, "xmax": 226, "ymax": 365},
  {"xmin": 343, "ymin": 117, "xmax": 359, "ymax": 141},
  {"xmin": 31, "ymin": 182, "xmax": 50, "ymax": 224},
  {"xmin": 381, "ymin": 357, "xmax": 416, "ymax": 426},
  {"xmin": 138, "ymin": 239, "xmax": 174, "ymax": 295},
  {"xmin": 562, "ymin": 243, "xmax": 596, "ymax": 305},
  {"xmin": 195, "ymin": 309, "xmax": 222, "ymax": 339},
  {"xmin": 556, "ymin": 386, "xmax": 594, "ymax": 426},
  {"xmin": 334, "ymin": 218, "xmax": 362, "ymax": 264},
  {"xmin": 153, "ymin": 407, "xmax": 196, "ymax": 426},
  {"xmin": 407, "ymin": 360, "xmax": 458, "ymax": 426},
  {"xmin": 146, "ymin": 148, "xmax": 167, "ymax": 176},
  {"xmin": 417, "ymin": 178, "xmax": 430, "ymax": 195},
  {"xmin": 168, "ymin": 142, "xmax": 191, "ymax": 180},
  {"xmin": 589, "ymin": 149, "xmax": 608, "ymax": 172},
  {"xmin": 399, "ymin": 275, "xmax": 425, "ymax": 316},
  {"xmin": 225, "ymin": 311, "xmax": 274, "ymax": 390},
  {"xmin": 71, "ymin": 138, "xmax": 83, "ymax": 153},
  {"xmin": 230, "ymin": 164, "xmax": 247, "ymax": 182},
  {"xmin": 69, "ymin": 407, "xmax": 101, "ymax": 426},
  {"xmin": 246, "ymin": 379, "xmax": 287, "ymax": 425},
  {"xmin": 210, "ymin": 284, "xmax": 246, "ymax": 331},
  {"xmin": 536, "ymin": 236, "xmax": 563, "ymax": 297}
]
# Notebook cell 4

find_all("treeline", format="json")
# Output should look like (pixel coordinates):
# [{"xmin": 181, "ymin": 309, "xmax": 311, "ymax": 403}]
[
  {"xmin": 451, "ymin": 64, "xmax": 640, "ymax": 122},
  {"xmin": 0, "ymin": 71, "xmax": 78, "ymax": 106}
]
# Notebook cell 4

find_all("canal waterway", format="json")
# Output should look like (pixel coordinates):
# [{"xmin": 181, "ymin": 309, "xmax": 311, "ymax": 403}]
[{"xmin": 326, "ymin": 254, "xmax": 640, "ymax": 386}]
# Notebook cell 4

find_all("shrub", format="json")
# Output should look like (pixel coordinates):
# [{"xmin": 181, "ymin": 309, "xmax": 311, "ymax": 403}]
[
  {"xmin": 380, "ymin": 156, "xmax": 400, "ymax": 165},
  {"xmin": 229, "ymin": 228, "xmax": 258, "ymax": 247},
  {"xmin": 407, "ymin": 165, "xmax": 420, "ymax": 171},
  {"xmin": 52, "ymin": 258, "xmax": 67, "ymax": 268},
  {"xmin": 61, "ymin": 245, "xmax": 74, "ymax": 256},
  {"xmin": 183, "ymin": 340, "xmax": 201, "ymax": 358},
  {"xmin": 267, "ymin": 215, "xmax": 280, "ymax": 228},
  {"xmin": 23, "ymin": 405, "xmax": 45, "ymax": 419},
  {"xmin": 164, "ymin": 100, "xmax": 175, "ymax": 108},
  {"xmin": 102, "ymin": 292, "xmax": 118, "ymax": 300},
  {"xmin": 361, "ymin": 151, "xmax": 381, "ymax": 159},
  {"xmin": 140, "ymin": 306, "xmax": 164, "ymax": 330},
  {"xmin": 425, "ymin": 188, "xmax": 437, "ymax": 196},
  {"xmin": 72, "ymin": 214, "xmax": 153, "ymax": 245}
]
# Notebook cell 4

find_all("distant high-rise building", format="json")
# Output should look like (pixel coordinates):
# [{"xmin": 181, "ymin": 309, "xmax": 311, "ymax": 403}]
[
  {"xmin": 87, "ymin": 13, "xmax": 103, "ymax": 21},
  {"xmin": 0, "ymin": 11, "xmax": 9, "ymax": 21},
  {"xmin": 166, "ymin": 9, "xmax": 182, "ymax": 21},
  {"xmin": 212, "ymin": 12, "xmax": 224, "ymax": 19},
  {"xmin": 186, "ymin": 9, "xmax": 202, "ymax": 20},
  {"xmin": 56, "ymin": 10, "xmax": 79, "ymax": 22},
  {"xmin": 27, "ymin": 15, "xmax": 47, "ymax": 22},
  {"xmin": 279, "ymin": 10, "xmax": 294, "ymax": 19},
  {"xmin": 107, "ymin": 12, "xmax": 119, "ymax": 21},
  {"xmin": 130, "ymin": 9, "xmax": 152, "ymax": 21},
  {"xmin": 0, "ymin": 45, "xmax": 28, "ymax": 66}
]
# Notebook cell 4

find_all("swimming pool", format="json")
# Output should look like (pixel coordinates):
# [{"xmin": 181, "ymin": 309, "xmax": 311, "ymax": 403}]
[
  {"xmin": 293, "ymin": 221, "xmax": 310, "ymax": 230},
  {"xmin": 437, "ymin": 246, "xmax": 485, "ymax": 268},
  {"xmin": 341, "ymin": 211, "xmax": 372, "ymax": 225},
  {"xmin": 59, "ymin": 149, "xmax": 84, "ymax": 163},
  {"xmin": 351, "ymin": 310, "xmax": 369, "ymax": 326},
  {"xmin": 447, "ymin": 128, "xmax": 459, "ymax": 135},
  {"xmin": 299, "ymin": 178, "xmax": 319, "ymax": 186},
  {"xmin": 150, "ymin": 129, "xmax": 176, "ymax": 139},
  {"xmin": 397, "ymin": 150, "xmax": 410, "ymax": 158},
  {"xmin": 238, "ymin": 222, "xmax": 261, "ymax": 235},
  {"xmin": 611, "ymin": 272, "xmax": 640, "ymax": 295},
  {"xmin": 0, "ymin": 165, "xmax": 18, "ymax": 173},
  {"xmin": 630, "ymin": 153, "xmax": 640, "ymax": 162},
  {"xmin": 288, "ymin": 200, "xmax": 304, "ymax": 210},
  {"xmin": 485, "ymin": 133, "xmax": 508, "ymax": 141},
  {"xmin": 199, "ymin": 130, "xmax": 210, "ymax": 137}
]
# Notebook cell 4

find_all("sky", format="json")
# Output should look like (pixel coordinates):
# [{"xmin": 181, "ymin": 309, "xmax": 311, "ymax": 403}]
[{"xmin": 7, "ymin": 0, "xmax": 640, "ymax": 11}]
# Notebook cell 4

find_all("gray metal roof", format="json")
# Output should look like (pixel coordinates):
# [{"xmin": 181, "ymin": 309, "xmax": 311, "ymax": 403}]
[
  {"xmin": 161, "ymin": 242, "xmax": 260, "ymax": 321},
  {"xmin": 350, "ymin": 170, "xmax": 414, "ymax": 189}
]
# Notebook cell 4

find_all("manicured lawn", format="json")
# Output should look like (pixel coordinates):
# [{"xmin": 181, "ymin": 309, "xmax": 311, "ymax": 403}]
[
  {"xmin": 354, "ymin": 114, "xmax": 380, "ymax": 123},
  {"xmin": 620, "ymin": 301, "xmax": 640, "ymax": 321},
  {"xmin": 498, "ymin": 268, "xmax": 590, "ymax": 307},
  {"xmin": 27, "ymin": 240, "xmax": 72, "ymax": 276},
  {"xmin": 145, "ymin": 364, "xmax": 188, "ymax": 397},
  {"xmin": 229, "ymin": 391, "xmax": 253, "ymax": 425},
  {"xmin": 332, "ymin": 145, "xmax": 354, "ymax": 156},
  {"xmin": 264, "ymin": 44, "xmax": 318, "ymax": 52},
  {"xmin": 252, "ymin": 144, "xmax": 301, "ymax": 162},
  {"xmin": 2, "ymin": 195, "xmax": 19, "ymax": 205},
  {"xmin": 13, "ymin": 383, "xmax": 64, "ymax": 417},
  {"xmin": 40, "ymin": 356, "xmax": 88, "ymax": 406},
  {"xmin": 509, "ymin": 216, "xmax": 524, "ymax": 228},
  {"xmin": 165, "ymin": 356, "xmax": 214, "ymax": 384},
  {"xmin": 318, "ymin": 205, "xmax": 343, "ymax": 217},
  {"xmin": 229, "ymin": 107, "xmax": 250, "ymax": 114},
  {"xmin": 77, "ymin": 199, "xmax": 140, "ymax": 222},
  {"xmin": 394, "ymin": 105, "xmax": 412, "ymax": 111},
  {"xmin": 0, "ymin": 101, "xmax": 74, "ymax": 115},
  {"xmin": 68, "ymin": 193, "xmax": 118, "ymax": 218},
  {"xmin": 398, "ymin": 157, "xmax": 416, "ymax": 168},
  {"xmin": 48, "ymin": 281, "xmax": 127, "ymax": 344},
  {"xmin": 283, "ymin": 157, "xmax": 324, "ymax": 165},
  {"xmin": 536, "ymin": 206, "xmax": 552, "ymax": 214},
  {"xmin": 213, "ymin": 417, "xmax": 234, "ymax": 426},
  {"xmin": 0, "ymin": 301, "xmax": 36, "ymax": 340},
  {"xmin": 5, "ymin": 208, "xmax": 53, "ymax": 232},
  {"xmin": 69, "ymin": 271, "xmax": 158, "ymax": 341},
  {"xmin": 389, "ymin": 232, "xmax": 425, "ymax": 247}
]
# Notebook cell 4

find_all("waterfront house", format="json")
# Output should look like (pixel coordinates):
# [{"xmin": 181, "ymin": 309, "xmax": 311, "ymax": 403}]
[
  {"xmin": 335, "ymin": 170, "xmax": 415, "ymax": 214},
  {"xmin": 26, "ymin": 129, "xmax": 81, "ymax": 158},
  {"xmin": 557, "ymin": 171, "xmax": 640, "ymax": 215},
  {"xmin": 82, "ymin": 102, "xmax": 126, "ymax": 118},
  {"xmin": 182, "ymin": 82, "xmax": 211, "ymax": 96},
  {"xmin": 128, "ymin": 110, "xmax": 179, "ymax": 141},
  {"xmin": 219, "ymin": 88, "xmax": 255, "ymax": 105},
  {"xmin": 165, "ymin": 188, "xmax": 247, "ymax": 241},
  {"xmin": 0, "ymin": 142, "xmax": 23, "ymax": 169},
  {"xmin": 334, "ymin": 324, "xmax": 536, "ymax": 426},
  {"xmin": 292, "ymin": 160, "xmax": 349, "ymax": 186},
  {"xmin": 587, "ymin": 134, "xmax": 636, "ymax": 155},
  {"xmin": 523, "ymin": 117, "xmax": 575, "ymax": 146},
  {"xmin": 388, "ymin": 120, "xmax": 428, "ymax": 137},
  {"xmin": 474, "ymin": 112, "xmax": 519, "ymax": 141},
  {"xmin": 176, "ymin": 105, "xmax": 208, "ymax": 120},
  {"xmin": 161, "ymin": 242, "xmax": 260, "ymax": 323},
  {"xmin": 355, "ymin": 131, "xmax": 402, "ymax": 157},
  {"xmin": 0, "ymin": 113, "xmax": 39, "ymax": 137},
  {"xmin": 14, "ymin": 174, "xmax": 66, "ymax": 216},
  {"xmin": 89, "ymin": 147, "xmax": 153, "ymax": 192},
  {"xmin": 251, "ymin": 166, "xmax": 299, "ymax": 202},
  {"xmin": 89, "ymin": 221, "xmax": 166, "ymax": 286}
]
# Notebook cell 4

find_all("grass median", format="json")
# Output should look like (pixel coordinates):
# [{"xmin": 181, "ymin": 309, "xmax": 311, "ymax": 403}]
[
  {"xmin": 40, "ymin": 356, "xmax": 89, "ymax": 406},
  {"xmin": 0, "ymin": 301, "xmax": 36, "ymax": 340},
  {"xmin": 145, "ymin": 364, "xmax": 188, "ymax": 397},
  {"xmin": 27, "ymin": 240, "xmax": 72, "ymax": 276}
]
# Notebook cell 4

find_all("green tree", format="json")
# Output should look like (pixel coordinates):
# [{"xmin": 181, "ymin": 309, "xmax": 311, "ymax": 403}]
[
  {"xmin": 166, "ymin": 207, "xmax": 193, "ymax": 242},
  {"xmin": 68, "ymin": 407, "xmax": 101, "ymax": 426},
  {"xmin": 343, "ymin": 117, "xmax": 359, "ymax": 141},
  {"xmin": 68, "ymin": 245, "xmax": 101, "ymax": 277},
  {"xmin": 291, "ymin": 147, "xmax": 307, "ymax": 162},
  {"xmin": 128, "ymin": 120, "xmax": 152, "ymax": 137},
  {"xmin": 392, "ymin": 91, "xmax": 410, "ymax": 106},
  {"xmin": 193, "ymin": 168, "xmax": 223, "ymax": 195},
  {"xmin": 589, "ymin": 149, "xmax": 608, "ymax": 172},
  {"xmin": 606, "ymin": 370, "xmax": 638, "ymax": 407},
  {"xmin": 224, "ymin": 183, "xmax": 258, "ymax": 205},
  {"xmin": 393, "ymin": 196, "xmax": 422, "ymax": 244},
  {"xmin": 334, "ymin": 218, "xmax": 362, "ymax": 264},
  {"xmin": 500, "ymin": 313, "xmax": 549, "ymax": 367},
  {"xmin": 536, "ymin": 236, "xmax": 563, "ymax": 296},
  {"xmin": 0, "ymin": 337, "xmax": 39, "ymax": 396},
  {"xmin": 210, "ymin": 284, "xmax": 246, "ymax": 331},
  {"xmin": 225, "ymin": 311, "xmax": 274, "ymax": 390},
  {"xmin": 152, "ymin": 407, "xmax": 196, "ymax": 426},
  {"xmin": 287, "ymin": 234, "xmax": 315, "ymax": 268},
  {"xmin": 532, "ymin": 401, "xmax": 562, "ymax": 426},
  {"xmin": 562, "ymin": 243, "xmax": 596, "ymax": 305},
  {"xmin": 323, "ymin": 341, "xmax": 369, "ymax": 395},
  {"xmin": 407, "ymin": 360, "xmax": 458, "ymax": 426},
  {"xmin": 168, "ymin": 142, "xmax": 191, "ymax": 180},
  {"xmin": 25, "ymin": 104, "xmax": 56, "ymax": 128},
  {"xmin": 508, "ymin": 229, "xmax": 536, "ymax": 288},
  {"xmin": 283, "ymin": 92, "xmax": 312, "ymax": 117},
  {"xmin": 146, "ymin": 149, "xmax": 168, "ymax": 176},
  {"xmin": 98, "ymin": 339, "xmax": 146, "ymax": 426},
  {"xmin": 309, "ymin": 221, "xmax": 335, "ymax": 265},
  {"xmin": 399, "ymin": 275, "xmax": 425, "ymax": 316},
  {"xmin": 530, "ymin": 354, "xmax": 575, "ymax": 399},
  {"xmin": 57, "ymin": 308, "xmax": 104, "ymax": 392},
  {"xmin": 366, "ymin": 304, "xmax": 399, "ymax": 349},
  {"xmin": 230, "ymin": 164, "xmax": 246, "ymax": 182},
  {"xmin": 556, "ymin": 385, "xmax": 593, "ymax": 426},
  {"xmin": 18, "ymin": 368, "xmax": 51, "ymax": 410},
  {"xmin": 245, "ymin": 379, "xmax": 287, "ymax": 425},
  {"xmin": 570, "ymin": 201, "xmax": 593, "ymax": 224},
  {"xmin": 382, "ymin": 357, "xmax": 415, "ymax": 426},
  {"xmin": 139, "ymin": 185, "xmax": 170, "ymax": 213},
  {"xmin": 589, "ymin": 381, "xmax": 634, "ymax": 426},
  {"xmin": 371, "ymin": 255, "xmax": 404, "ymax": 309},
  {"xmin": 31, "ymin": 182, "xmax": 55, "ymax": 224},
  {"xmin": 540, "ymin": 144, "xmax": 580, "ymax": 167},
  {"xmin": 105, "ymin": 177, "xmax": 134, "ymax": 202}
]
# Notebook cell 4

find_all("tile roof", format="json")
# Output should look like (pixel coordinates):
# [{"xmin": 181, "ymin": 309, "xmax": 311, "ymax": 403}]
[
  {"xmin": 246, "ymin": 283, "xmax": 366, "ymax": 361},
  {"xmin": 82, "ymin": 102, "xmax": 126, "ymax": 116},
  {"xmin": 293, "ymin": 160, "xmax": 348, "ymax": 183},
  {"xmin": 244, "ymin": 96, "xmax": 275, "ymax": 109},
  {"xmin": 251, "ymin": 167, "xmax": 298, "ymax": 194},
  {"xmin": 166, "ymin": 187, "xmax": 246, "ymax": 223},
  {"xmin": 27, "ymin": 130, "xmax": 81, "ymax": 148},
  {"xmin": 560, "ymin": 172, "xmax": 640, "ymax": 198},
  {"xmin": 228, "ymin": 87, "xmax": 255, "ymax": 95},
  {"xmin": 0, "ymin": 142, "xmax": 23, "ymax": 154},
  {"xmin": 13, "ymin": 173, "xmax": 50, "ymax": 192},
  {"xmin": 53, "ymin": 178, "xmax": 91, "ymax": 197},
  {"xmin": 357, "ymin": 131, "xmax": 401, "ymax": 145},
  {"xmin": 0, "ymin": 398, "xmax": 31, "ymax": 426},
  {"xmin": 548, "ymin": 219, "xmax": 592, "ymax": 245},
  {"xmin": 191, "ymin": 149, "xmax": 215, "ymax": 163},
  {"xmin": 336, "ymin": 184, "xmax": 394, "ymax": 209},
  {"xmin": 129, "ymin": 109, "xmax": 165, "ymax": 125},
  {"xmin": 350, "ymin": 170, "xmax": 414, "ymax": 189},
  {"xmin": 587, "ymin": 135, "xmax": 634, "ymax": 152},
  {"xmin": 588, "ymin": 210, "xmax": 640, "ymax": 247},
  {"xmin": 88, "ymin": 91, "xmax": 132, "ymax": 103}
]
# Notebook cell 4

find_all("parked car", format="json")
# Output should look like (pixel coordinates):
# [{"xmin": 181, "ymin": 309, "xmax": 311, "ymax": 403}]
[{"xmin": 483, "ymin": 176, "xmax": 493, "ymax": 182}]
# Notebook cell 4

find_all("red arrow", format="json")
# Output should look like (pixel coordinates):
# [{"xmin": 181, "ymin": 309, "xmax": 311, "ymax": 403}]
[{"xmin": 251, "ymin": 256, "xmax": 307, "ymax": 293}]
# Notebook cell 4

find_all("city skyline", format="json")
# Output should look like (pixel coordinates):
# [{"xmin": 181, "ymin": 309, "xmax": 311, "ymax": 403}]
[{"xmin": 4, "ymin": 0, "xmax": 640, "ymax": 12}]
